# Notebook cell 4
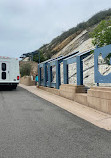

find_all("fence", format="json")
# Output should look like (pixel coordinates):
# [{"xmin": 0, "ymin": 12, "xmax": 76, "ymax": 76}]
[{"xmin": 38, "ymin": 44, "xmax": 111, "ymax": 89}]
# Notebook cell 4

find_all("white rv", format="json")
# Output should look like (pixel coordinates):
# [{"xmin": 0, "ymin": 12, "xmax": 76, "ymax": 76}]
[{"xmin": 0, "ymin": 56, "xmax": 20, "ymax": 89}]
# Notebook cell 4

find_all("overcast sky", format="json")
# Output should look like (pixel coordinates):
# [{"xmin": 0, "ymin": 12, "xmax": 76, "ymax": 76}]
[{"xmin": 0, "ymin": 0, "xmax": 111, "ymax": 58}]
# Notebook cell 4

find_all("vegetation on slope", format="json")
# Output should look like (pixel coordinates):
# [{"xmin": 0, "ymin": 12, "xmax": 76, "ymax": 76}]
[
  {"xmin": 90, "ymin": 19, "xmax": 111, "ymax": 47},
  {"xmin": 90, "ymin": 18, "xmax": 111, "ymax": 64},
  {"xmin": 22, "ymin": 9, "xmax": 111, "ymax": 62},
  {"xmin": 20, "ymin": 63, "xmax": 32, "ymax": 77}
]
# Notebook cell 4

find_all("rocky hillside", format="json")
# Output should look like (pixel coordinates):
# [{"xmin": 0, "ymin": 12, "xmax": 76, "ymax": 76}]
[
  {"xmin": 38, "ymin": 9, "xmax": 111, "ymax": 59},
  {"xmin": 22, "ymin": 9, "xmax": 111, "ymax": 62},
  {"xmin": 52, "ymin": 29, "xmax": 95, "ymax": 58}
]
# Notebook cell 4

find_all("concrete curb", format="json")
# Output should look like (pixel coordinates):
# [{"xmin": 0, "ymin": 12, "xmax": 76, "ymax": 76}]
[{"xmin": 19, "ymin": 84, "xmax": 111, "ymax": 131}]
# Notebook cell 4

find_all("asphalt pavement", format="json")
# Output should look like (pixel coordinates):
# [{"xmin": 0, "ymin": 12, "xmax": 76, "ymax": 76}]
[{"xmin": 0, "ymin": 86, "xmax": 111, "ymax": 158}]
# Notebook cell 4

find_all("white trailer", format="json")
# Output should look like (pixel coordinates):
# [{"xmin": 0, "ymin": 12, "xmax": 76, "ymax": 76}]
[{"xmin": 0, "ymin": 56, "xmax": 20, "ymax": 89}]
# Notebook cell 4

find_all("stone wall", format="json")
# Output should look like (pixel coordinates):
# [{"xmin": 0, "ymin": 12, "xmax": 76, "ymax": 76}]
[{"xmin": 20, "ymin": 76, "xmax": 35, "ymax": 86}]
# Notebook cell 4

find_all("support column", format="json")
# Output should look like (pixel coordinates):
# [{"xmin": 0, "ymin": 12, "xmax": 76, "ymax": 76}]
[
  {"xmin": 56, "ymin": 60, "xmax": 60, "ymax": 89},
  {"xmin": 63, "ymin": 60, "xmax": 68, "ymax": 84},
  {"xmin": 76, "ymin": 56, "xmax": 83, "ymax": 85},
  {"xmin": 38, "ymin": 64, "xmax": 41, "ymax": 86},
  {"xmin": 48, "ymin": 63, "xmax": 51, "ymax": 87},
  {"xmin": 50, "ymin": 66, "xmax": 53, "ymax": 82},
  {"xmin": 43, "ymin": 63, "xmax": 47, "ymax": 87}
]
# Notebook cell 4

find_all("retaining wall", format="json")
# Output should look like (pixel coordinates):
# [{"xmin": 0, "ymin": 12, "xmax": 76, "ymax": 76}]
[
  {"xmin": 20, "ymin": 76, "xmax": 35, "ymax": 86},
  {"xmin": 39, "ymin": 84, "xmax": 111, "ymax": 115}
]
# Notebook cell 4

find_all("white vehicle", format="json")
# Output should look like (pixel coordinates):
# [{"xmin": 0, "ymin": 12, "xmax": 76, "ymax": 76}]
[{"xmin": 0, "ymin": 56, "xmax": 20, "ymax": 89}]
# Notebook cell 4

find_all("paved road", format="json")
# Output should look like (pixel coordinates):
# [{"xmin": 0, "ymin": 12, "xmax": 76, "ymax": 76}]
[{"xmin": 0, "ymin": 87, "xmax": 111, "ymax": 158}]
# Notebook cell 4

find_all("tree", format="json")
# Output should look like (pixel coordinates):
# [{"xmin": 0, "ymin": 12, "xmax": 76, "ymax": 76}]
[
  {"xmin": 90, "ymin": 19, "xmax": 111, "ymax": 47},
  {"xmin": 20, "ymin": 63, "xmax": 31, "ymax": 77},
  {"xmin": 90, "ymin": 19, "xmax": 111, "ymax": 64},
  {"xmin": 33, "ymin": 51, "xmax": 46, "ymax": 63}
]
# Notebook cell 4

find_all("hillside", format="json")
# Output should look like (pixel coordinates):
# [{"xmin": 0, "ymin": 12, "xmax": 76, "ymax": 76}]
[
  {"xmin": 36, "ymin": 9, "xmax": 111, "ymax": 60},
  {"xmin": 20, "ymin": 9, "xmax": 111, "ymax": 87},
  {"xmin": 21, "ymin": 9, "xmax": 111, "ymax": 61}
]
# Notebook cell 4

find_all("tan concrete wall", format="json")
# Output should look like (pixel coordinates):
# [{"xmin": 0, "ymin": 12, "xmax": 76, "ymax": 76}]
[
  {"xmin": 39, "ymin": 84, "xmax": 87, "ymax": 102},
  {"xmin": 39, "ymin": 86, "xmax": 60, "ymax": 96},
  {"xmin": 75, "ymin": 93, "xmax": 88, "ymax": 106},
  {"xmin": 91, "ymin": 86, "xmax": 111, "ymax": 91},
  {"xmin": 87, "ymin": 96, "xmax": 111, "ymax": 114},
  {"xmin": 60, "ymin": 84, "xmax": 75, "ymax": 100},
  {"xmin": 88, "ymin": 89, "xmax": 111, "ymax": 100},
  {"xmin": 87, "ymin": 87, "xmax": 111, "ymax": 115},
  {"xmin": 38, "ymin": 85, "xmax": 111, "ymax": 115},
  {"xmin": 59, "ymin": 84, "xmax": 87, "ymax": 101},
  {"xmin": 20, "ymin": 76, "xmax": 35, "ymax": 86},
  {"xmin": 60, "ymin": 84, "xmax": 86, "ymax": 93}
]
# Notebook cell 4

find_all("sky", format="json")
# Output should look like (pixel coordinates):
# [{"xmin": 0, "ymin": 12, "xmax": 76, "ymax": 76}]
[{"xmin": 0, "ymin": 0, "xmax": 111, "ymax": 58}]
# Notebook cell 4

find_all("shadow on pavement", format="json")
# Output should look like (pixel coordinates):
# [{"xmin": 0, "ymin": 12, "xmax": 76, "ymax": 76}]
[{"xmin": 0, "ymin": 86, "xmax": 16, "ymax": 91}]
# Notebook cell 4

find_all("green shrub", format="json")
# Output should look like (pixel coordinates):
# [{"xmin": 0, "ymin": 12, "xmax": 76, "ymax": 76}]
[
  {"xmin": 20, "ymin": 63, "xmax": 31, "ymax": 77},
  {"xmin": 90, "ymin": 18, "xmax": 111, "ymax": 65},
  {"xmin": 33, "ymin": 51, "xmax": 46, "ymax": 63},
  {"xmin": 90, "ymin": 19, "xmax": 111, "ymax": 47}
]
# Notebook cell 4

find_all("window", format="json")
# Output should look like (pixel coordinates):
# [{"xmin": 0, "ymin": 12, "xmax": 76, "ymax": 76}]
[
  {"xmin": 2, "ymin": 72, "xmax": 6, "ymax": 80},
  {"xmin": 2, "ymin": 63, "xmax": 6, "ymax": 71}
]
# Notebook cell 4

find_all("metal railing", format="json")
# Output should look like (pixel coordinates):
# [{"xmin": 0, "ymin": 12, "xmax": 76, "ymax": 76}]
[{"xmin": 38, "ymin": 44, "xmax": 111, "ymax": 89}]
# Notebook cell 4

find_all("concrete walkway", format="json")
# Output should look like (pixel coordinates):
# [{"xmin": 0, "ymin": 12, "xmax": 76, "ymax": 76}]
[{"xmin": 19, "ymin": 84, "xmax": 111, "ymax": 131}]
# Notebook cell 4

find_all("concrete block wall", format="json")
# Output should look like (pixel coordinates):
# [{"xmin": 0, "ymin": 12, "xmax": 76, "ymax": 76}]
[
  {"xmin": 59, "ymin": 84, "xmax": 87, "ymax": 101},
  {"xmin": 38, "ymin": 84, "xmax": 111, "ymax": 115},
  {"xmin": 75, "ymin": 93, "xmax": 88, "ymax": 106},
  {"xmin": 87, "ymin": 87, "xmax": 111, "ymax": 115},
  {"xmin": 39, "ymin": 86, "xmax": 60, "ymax": 96},
  {"xmin": 20, "ymin": 76, "xmax": 35, "ymax": 86},
  {"xmin": 60, "ymin": 84, "xmax": 76, "ymax": 100},
  {"xmin": 39, "ymin": 84, "xmax": 87, "ymax": 105}
]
